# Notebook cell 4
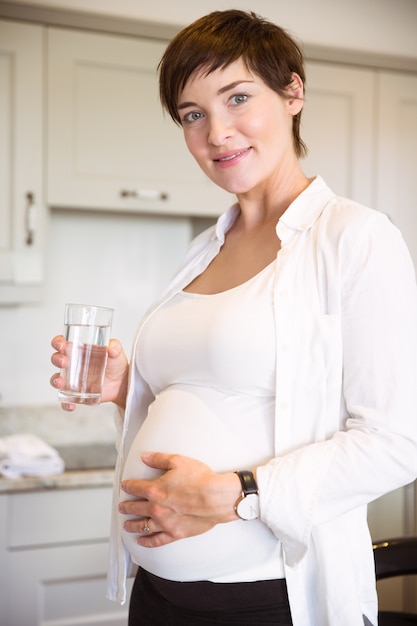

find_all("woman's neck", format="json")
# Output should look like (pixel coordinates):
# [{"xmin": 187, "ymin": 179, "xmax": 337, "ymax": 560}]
[{"xmin": 235, "ymin": 169, "xmax": 311, "ymax": 231}]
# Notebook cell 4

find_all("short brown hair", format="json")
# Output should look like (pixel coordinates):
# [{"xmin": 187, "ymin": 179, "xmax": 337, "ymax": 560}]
[{"xmin": 158, "ymin": 10, "xmax": 307, "ymax": 158}]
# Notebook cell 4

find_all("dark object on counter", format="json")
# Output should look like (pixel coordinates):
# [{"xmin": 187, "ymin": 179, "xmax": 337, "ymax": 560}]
[
  {"xmin": 56, "ymin": 443, "xmax": 117, "ymax": 471},
  {"xmin": 373, "ymin": 536, "xmax": 417, "ymax": 625}
]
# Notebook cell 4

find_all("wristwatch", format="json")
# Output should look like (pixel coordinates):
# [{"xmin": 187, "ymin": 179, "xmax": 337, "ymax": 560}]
[{"xmin": 234, "ymin": 470, "xmax": 260, "ymax": 520}]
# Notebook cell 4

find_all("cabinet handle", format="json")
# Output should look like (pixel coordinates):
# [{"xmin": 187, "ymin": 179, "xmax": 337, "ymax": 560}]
[
  {"xmin": 25, "ymin": 192, "xmax": 37, "ymax": 245},
  {"xmin": 120, "ymin": 189, "xmax": 169, "ymax": 201}
]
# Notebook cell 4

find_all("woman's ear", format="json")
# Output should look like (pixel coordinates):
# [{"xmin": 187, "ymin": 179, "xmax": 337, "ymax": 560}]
[{"xmin": 286, "ymin": 72, "xmax": 304, "ymax": 115}]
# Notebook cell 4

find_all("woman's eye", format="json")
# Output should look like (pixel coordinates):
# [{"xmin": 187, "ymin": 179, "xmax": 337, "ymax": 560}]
[
  {"xmin": 182, "ymin": 111, "xmax": 204, "ymax": 124},
  {"xmin": 231, "ymin": 94, "xmax": 248, "ymax": 105}
]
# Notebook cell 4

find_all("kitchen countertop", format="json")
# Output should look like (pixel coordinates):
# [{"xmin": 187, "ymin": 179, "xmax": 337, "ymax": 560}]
[
  {"xmin": 0, "ymin": 467, "xmax": 115, "ymax": 494},
  {"xmin": 0, "ymin": 405, "xmax": 120, "ymax": 494},
  {"xmin": 0, "ymin": 441, "xmax": 118, "ymax": 494}
]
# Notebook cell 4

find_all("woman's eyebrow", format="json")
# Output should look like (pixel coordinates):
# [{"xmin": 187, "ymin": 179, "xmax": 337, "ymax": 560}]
[
  {"xmin": 177, "ymin": 100, "xmax": 197, "ymax": 111},
  {"xmin": 217, "ymin": 80, "xmax": 254, "ymax": 95}
]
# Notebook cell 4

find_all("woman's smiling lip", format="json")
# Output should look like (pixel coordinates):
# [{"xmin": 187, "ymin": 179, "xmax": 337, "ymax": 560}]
[{"xmin": 213, "ymin": 147, "xmax": 252, "ymax": 168}]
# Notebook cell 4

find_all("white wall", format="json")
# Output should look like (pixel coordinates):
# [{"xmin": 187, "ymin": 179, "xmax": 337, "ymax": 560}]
[
  {"xmin": 0, "ymin": 210, "xmax": 191, "ymax": 406},
  {"xmin": 5, "ymin": 0, "xmax": 417, "ymax": 59}
]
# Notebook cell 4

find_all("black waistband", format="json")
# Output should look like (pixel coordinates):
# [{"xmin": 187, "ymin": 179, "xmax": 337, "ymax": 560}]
[{"xmin": 140, "ymin": 568, "xmax": 288, "ymax": 612}]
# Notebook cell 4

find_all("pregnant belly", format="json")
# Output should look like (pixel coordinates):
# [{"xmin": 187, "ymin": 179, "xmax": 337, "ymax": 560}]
[{"xmin": 119, "ymin": 387, "xmax": 277, "ymax": 581}]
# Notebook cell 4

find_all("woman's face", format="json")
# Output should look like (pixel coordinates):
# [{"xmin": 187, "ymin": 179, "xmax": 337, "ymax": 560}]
[{"xmin": 177, "ymin": 58, "xmax": 303, "ymax": 197}]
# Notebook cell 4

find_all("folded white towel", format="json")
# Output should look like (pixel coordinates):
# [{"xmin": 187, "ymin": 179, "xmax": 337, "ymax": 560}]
[{"xmin": 0, "ymin": 433, "xmax": 65, "ymax": 478}]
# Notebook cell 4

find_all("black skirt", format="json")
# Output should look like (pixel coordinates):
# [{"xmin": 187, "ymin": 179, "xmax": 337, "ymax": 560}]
[{"xmin": 128, "ymin": 567, "xmax": 293, "ymax": 626}]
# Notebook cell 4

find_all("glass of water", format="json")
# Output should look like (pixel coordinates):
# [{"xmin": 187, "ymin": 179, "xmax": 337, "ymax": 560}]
[{"xmin": 58, "ymin": 303, "xmax": 114, "ymax": 405}]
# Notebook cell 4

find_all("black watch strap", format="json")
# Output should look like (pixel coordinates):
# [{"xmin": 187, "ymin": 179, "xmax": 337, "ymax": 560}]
[{"xmin": 235, "ymin": 470, "xmax": 258, "ymax": 495}]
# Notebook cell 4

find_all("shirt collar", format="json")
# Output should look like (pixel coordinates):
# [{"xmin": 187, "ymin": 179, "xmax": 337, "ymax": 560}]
[
  {"xmin": 215, "ymin": 203, "xmax": 240, "ymax": 244},
  {"xmin": 277, "ymin": 176, "xmax": 335, "ymax": 242},
  {"xmin": 214, "ymin": 176, "xmax": 335, "ymax": 245}
]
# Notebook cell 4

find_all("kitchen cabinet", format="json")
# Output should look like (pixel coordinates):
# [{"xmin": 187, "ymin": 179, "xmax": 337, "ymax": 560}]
[
  {"xmin": 302, "ymin": 61, "xmax": 374, "ymax": 208},
  {"xmin": 47, "ymin": 28, "xmax": 376, "ymax": 219},
  {"xmin": 376, "ymin": 71, "xmax": 417, "ymax": 269},
  {"xmin": 0, "ymin": 20, "xmax": 46, "ymax": 304},
  {"xmin": 47, "ymin": 27, "xmax": 233, "ymax": 217},
  {"xmin": 0, "ymin": 486, "xmax": 132, "ymax": 626},
  {"xmin": 303, "ymin": 63, "xmax": 417, "ymax": 269}
]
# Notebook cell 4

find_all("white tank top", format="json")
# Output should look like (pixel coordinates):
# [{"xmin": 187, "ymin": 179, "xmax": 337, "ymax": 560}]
[{"xmin": 120, "ymin": 261, "xmax": 285, "ymax": 582}]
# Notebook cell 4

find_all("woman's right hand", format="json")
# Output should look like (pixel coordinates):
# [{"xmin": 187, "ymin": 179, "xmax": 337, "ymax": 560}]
[{"xmin": 50, "ymin": 335, "xmax": 129, "ymax": 411}]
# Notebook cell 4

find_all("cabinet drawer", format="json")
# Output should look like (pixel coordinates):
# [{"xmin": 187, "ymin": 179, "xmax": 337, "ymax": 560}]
[
  {"xmin": 8, "ymin": 486, "xmax": 113, "ymax": 548},
  {"xmin": 5, "ymin": 542, "xmax": 131, "ymax": 626}
]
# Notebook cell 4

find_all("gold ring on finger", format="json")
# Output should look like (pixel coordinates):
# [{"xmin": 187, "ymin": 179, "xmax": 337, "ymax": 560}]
[{"xmin": 142, "ymin": 518, "xmax": 152, "ymax": 534}]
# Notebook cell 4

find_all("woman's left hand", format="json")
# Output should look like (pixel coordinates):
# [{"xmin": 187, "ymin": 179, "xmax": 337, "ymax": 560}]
[{"xmin": 118, "ymin": 452, "xmax": 241, "ymax": 547}]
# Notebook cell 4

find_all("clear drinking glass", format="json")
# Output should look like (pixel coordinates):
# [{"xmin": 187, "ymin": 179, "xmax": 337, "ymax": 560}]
[{"xmin": 58, "ymin": 303, "xmax": 114, "ymax": 405}]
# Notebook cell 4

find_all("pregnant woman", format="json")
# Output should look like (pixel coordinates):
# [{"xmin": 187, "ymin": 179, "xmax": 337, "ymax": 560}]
[{"xmin": 50, "ymin": 10, "xmax": 417, "ymax": 626}]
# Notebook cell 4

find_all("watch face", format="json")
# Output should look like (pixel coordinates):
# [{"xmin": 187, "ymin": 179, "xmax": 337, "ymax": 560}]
[{"xmin": 236, "ymin": 493, "xmax": 259, "ymax": 520}]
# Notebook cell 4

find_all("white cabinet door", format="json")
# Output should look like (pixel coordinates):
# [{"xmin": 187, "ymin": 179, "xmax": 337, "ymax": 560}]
[
  {"xmin": 0, "ymin": 496, "xmax": 8, "ymax": 625},
  {"xmin": 302, "ymin": 61, "xmax": 375, "ymax": 208},
  {"xmin": 376, "ymin": 71, "xmax": 417, "ymax": 269},
  {"xmin": 3, "ymin": 486, "xmax": 132, "ymax": 626},
  {"xmin": 6, "ymin": 543, "xmax": 131, "ymax": 626},
  {"xmin": 47, "ymin": 27, "xmax": 233, "ymax": 217},
  {"xmin": 0, "ymin": 20, "xmax": 45, "ymax": 303}
]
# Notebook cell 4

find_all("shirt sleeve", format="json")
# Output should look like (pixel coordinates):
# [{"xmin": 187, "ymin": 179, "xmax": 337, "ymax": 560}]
[{"xmin": 257, "ymin": 210, "xmax": 417, "ymax": 566}]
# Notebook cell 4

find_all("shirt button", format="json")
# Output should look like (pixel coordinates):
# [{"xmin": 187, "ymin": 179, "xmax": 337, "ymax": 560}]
[{"xmin": 279, "ymin": 401, "xmax": 289, "ymax": 411}]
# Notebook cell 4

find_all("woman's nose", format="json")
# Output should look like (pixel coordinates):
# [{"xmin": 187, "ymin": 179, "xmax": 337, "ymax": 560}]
[{"xmin": 207, "ymin": 116, "xmax": 233, "ymax": 146}]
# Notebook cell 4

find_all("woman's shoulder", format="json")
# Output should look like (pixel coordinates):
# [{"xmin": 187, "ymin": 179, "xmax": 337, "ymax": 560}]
[
  {"xmin": 319, "ymin": 188, "xmax": 397, "ymax": 245},
  {"xmin": 318, "ymin": 189, "xmax": 412, "ymax": 277}
]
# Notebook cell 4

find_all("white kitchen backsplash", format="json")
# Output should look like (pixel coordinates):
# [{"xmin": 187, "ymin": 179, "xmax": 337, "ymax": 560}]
[
  {"xmin": 0, "ymin": 209, "xmax": 192, "ymax": 407},
  {"xmin": 0, "ymin": 403, "xmax": 118, "ymax": 445}
]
